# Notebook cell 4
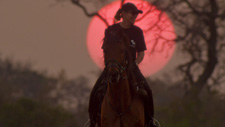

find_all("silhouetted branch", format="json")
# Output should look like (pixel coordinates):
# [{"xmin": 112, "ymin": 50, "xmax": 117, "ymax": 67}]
[
  {"xmin": 219, "ymin": 44, "xmax": 225, "ymax": 51},
  {"xmin": 71, "ymin": 0, "xmax": 109, "ymax": 26},
  {"xmin": 177, "ymin": 58, "xmax": 196, "ymax": 85},
  {"xmin": 182, "ymin": 0, "xmax": 207, "ymax": 16},
  {"xmin": 218, "ymin": 12, "xmax": 225, "ymax": 20}
]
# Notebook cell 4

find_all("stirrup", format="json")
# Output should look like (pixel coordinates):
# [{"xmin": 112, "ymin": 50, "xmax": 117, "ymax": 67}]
[
  {"xmin": 83, "ymin": 119, "xmax": 96, "ymax": 127},
  {"xmin": 148, "ymin": 118, "xmax": 161, "ymax": 127},
  {"xmin": 83, "ymin": 119, "xmax": 90, "ymax": 127}
]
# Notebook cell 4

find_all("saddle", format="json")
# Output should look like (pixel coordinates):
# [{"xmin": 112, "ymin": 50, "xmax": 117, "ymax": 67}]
[{"xmin": 97, "ymin": 77, "xmax": 148, "ymax": 103}]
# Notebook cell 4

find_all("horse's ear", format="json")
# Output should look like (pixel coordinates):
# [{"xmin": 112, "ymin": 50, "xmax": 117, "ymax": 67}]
[{"xmin": 102, "ymin": 37, "xmax": 106, "ymax": 49}]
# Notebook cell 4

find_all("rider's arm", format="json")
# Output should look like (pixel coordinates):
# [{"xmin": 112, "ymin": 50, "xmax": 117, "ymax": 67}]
[{"xmin": 135, "ymin": 51, "xmax": 145, "ymax": 65}]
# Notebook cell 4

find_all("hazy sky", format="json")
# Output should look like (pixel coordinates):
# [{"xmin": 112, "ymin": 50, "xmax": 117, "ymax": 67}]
[
  {"xmin": 0, "ymin": 0, "xmax": 100, "ymax": 78},
  {"xmin": 0, "ymin": 0, "xmax": 180, "ymax": 82}
]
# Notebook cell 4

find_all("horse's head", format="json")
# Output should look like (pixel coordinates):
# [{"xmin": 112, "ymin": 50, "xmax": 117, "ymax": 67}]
[{"xmin": 102, "ymin": 28, "xmax": 130, "ymax": 84}]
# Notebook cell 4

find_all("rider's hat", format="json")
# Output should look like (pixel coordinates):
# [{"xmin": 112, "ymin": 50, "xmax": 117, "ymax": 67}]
[{"xmin": 121, "ymin": 2, "xmax": 143, "ymax": 14}]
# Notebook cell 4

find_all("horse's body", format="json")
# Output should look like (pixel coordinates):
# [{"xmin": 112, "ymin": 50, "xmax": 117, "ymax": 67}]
[
  {"xmin": 100, "ymin": 29, "xmax": 145, "ymax": 127},
  {"xmin": 101, "ymin": 71, "xmax": 145, "ymax": 127}
]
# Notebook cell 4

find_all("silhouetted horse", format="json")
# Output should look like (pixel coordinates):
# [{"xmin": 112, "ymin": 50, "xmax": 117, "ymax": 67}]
[{"xmin": 100, "ymin": 29, "xmax": 145, "ymax": 127}]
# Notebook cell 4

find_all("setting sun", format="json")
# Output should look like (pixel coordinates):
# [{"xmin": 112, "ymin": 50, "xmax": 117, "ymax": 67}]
[{"xmin": 87, "ymin": 0, "xmax": 176, "ymax": 77}]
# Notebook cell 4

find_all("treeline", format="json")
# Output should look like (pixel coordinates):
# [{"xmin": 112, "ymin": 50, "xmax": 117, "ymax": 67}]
[
  {"xmin": 0, "ymin": 57, "xmax": 90, "ymax": 127},
  {"xmin": 0, "ymin": 98, "xmax": 75, "ymax": 127}
]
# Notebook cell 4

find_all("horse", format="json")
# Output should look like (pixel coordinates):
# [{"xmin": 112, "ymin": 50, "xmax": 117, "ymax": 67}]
[{"xmin": 100, "ymin": 29, "xmax": 145, "ymax": 127}]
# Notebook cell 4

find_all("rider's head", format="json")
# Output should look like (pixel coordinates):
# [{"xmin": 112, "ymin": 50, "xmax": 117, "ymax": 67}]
[{"xmin": 114, "ymin": 2, "xmax": 143, "ymax": 25}]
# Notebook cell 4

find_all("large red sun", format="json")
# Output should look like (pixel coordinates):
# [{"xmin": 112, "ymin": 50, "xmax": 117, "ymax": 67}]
[{"xmin": 87, "ymin": 0, "xmax": 176, "ymax": 77}]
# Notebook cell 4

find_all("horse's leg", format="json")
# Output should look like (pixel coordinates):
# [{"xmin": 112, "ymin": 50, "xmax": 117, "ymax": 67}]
[
  {"xmin": 130, "ymin": 99, "xmax": 145, "ymax": 127},
  {"xmin": 101, "ymin": 99, "xmax": 121, "ymax": 127}
]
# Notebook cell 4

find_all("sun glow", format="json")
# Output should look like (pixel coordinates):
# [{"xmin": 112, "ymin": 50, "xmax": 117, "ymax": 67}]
[{"xmin": 87, "ymin": 0, "xmax": 176, "ymax": 77}]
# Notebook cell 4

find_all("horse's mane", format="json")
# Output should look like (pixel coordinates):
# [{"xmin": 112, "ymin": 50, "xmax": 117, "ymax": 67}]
[
  {"xmin": 103, "ymin": 28, "xmax": 134, "ymax": 71},
  {"xmin": 102, "ymin": 28, "xmax": 137, "ymax": 96}
]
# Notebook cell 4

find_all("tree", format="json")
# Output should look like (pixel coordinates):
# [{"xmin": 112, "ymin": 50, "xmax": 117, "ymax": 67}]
[
  {"xmin": 49, "ymin": 75, "xmax": 91, "ymax": 127},
  {"xmin": 149, "ymin": 0, "xmax": 225, "ymax": 97},
  {"xmin": 0, "ymin": 98, "xmax": 77, "ymax": 127},
  {"xmin": 0, "ymin": 56, "xmax": 57, "ymax": 104},
  {"xmin": 0, "ymin": 56, "xmax": 82, "ymax": 127},
  {"xmin": 148, "ymin": 0, "xmax": 225, "ymax": 126}
]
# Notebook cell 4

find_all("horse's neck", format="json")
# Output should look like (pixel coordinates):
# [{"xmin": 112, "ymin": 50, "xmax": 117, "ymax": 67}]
[{"xmin": 107, "ymin": 72, "xmax": 132, "ymax": 111}]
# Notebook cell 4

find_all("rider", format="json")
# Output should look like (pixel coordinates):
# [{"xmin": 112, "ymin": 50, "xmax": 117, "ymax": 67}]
[{"xmin": 88, "ymin": 2, "xmax": 158, "ymax": 127}]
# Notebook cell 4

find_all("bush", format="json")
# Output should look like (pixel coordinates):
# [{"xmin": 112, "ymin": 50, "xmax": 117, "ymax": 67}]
[{"xmin": 0, "ymin": 98, "xmax": 77, "ymax": 127}]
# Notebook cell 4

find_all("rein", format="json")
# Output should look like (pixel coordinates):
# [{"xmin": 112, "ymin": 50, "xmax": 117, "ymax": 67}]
[
  {"xmin": 106, "ymin": 60, "xmax": 126, "ymax": 74},
  {"xmin": 103, "ymin": 31, "xmax": 136, "ymax": 126},
  {"xmin": 105, "ymin": 54, "xmax": 133, "ymax": 126},
  {"xmin": 106, "ymin": 88, "xmax": 134, "ymax": 126},
  {"xmin": 105, "ymin": 50, "xmax": 130, "ymax": 77}
]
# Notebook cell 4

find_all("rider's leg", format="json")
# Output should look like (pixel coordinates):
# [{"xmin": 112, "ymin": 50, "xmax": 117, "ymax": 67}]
[
  {"xmin": 132, "ymin": 64, "xmax": 155, "ymax": 126},
  {"xmin": 88, "ymin": 70, "xmax": 107, "ymax": 127}
]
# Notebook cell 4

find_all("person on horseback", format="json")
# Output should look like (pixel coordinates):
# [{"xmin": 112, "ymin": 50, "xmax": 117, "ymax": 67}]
[{"xmin": 87, "ymin": 2, "xmax": 159, "ymax": 127}]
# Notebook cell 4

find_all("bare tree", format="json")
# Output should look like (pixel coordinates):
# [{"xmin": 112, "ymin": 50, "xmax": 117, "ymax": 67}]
[{"xmin": 150, "ymin": 0, "xmax": 225, "ymax": 98}]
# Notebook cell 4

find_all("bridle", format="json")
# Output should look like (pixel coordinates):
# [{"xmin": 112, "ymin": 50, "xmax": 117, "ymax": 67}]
[
  {"xmin": 104, "ymin": 54, "xmax": 133, "ymax": 126},
  {"xmin": 103, "ymin": 32, "xmax": 135, "ymax": 126},
  {"xmin": 106, "ymin": 60, "xmax": 126, "ymax": 74},
  {"xmin": 105, "ymin": 51, "xmax": 129, "ymax": 83}
]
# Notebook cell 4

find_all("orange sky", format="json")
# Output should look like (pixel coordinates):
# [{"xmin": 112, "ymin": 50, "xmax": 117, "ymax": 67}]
[{"xmin": 0, "ymin": 0, "xmax": 180, "ymax": 82}]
